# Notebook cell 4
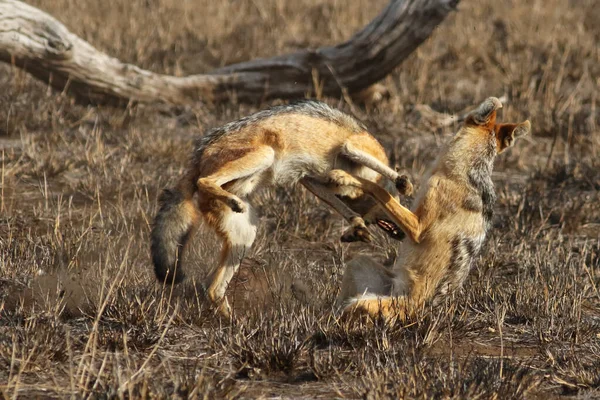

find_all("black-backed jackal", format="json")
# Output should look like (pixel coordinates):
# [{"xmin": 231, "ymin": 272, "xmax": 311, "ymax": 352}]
[
  {"xmin": 151, "ymin": 101, "xmax": 410, "ymax": 317},
  {"xmin": 335, "ymin": 97, "xmax": 531, "ymax": 321}
]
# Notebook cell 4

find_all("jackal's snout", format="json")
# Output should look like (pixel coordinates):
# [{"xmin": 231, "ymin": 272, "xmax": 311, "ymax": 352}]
[{"xmin": 471, "ymin": 97, "xmax": 503, "ymax": 126}]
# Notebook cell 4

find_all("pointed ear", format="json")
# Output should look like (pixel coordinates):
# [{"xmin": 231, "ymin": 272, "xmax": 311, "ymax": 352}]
[{"xmin": 495, "ymin": 120, "xmax": 531, "ymax": 152}]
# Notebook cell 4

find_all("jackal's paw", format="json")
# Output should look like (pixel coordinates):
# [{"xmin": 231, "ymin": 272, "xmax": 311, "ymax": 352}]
[
  {"xmin": 214, "ymin": 297, "xmax": 232, "ymax": 320},
  {"xmin": 227, "ymin": 196, "xmax": 247, "ymax": 213},
  {"xmin": 395, "ymin": 174, "xmax": 413, "ymax": 196},
  {"xmin": 341, "ymin": 218, "xmax": 372, "ymax": 243},
  {"xmin": 328, "ymin": 169, "xmax": 360, "ymax": 187}
]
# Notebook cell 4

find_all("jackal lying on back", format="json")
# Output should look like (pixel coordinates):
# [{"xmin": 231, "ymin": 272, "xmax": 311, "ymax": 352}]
[
  {"xmin": 335, "ymin": 97, "xmax": 531, "ymax": 321},
  {"xmin": 151, "ymin": 101, "xmax": 410, "ymax": 317}
]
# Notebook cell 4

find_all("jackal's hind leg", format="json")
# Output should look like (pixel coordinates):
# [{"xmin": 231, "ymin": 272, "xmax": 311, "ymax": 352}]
[
  {"xmin": 301, "ymin": 177, "xmax": 371, "ymax": 243},
  {"xmin": 197, "ymin": 146, "xmax": 275, "ymax": 213},
  {"xmin": 205, "ymin": 203, "xmax": 258, "ymax": 318}
]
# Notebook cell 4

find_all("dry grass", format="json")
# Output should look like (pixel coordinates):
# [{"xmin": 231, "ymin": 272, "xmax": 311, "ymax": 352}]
[{"xmin": 1, "ymin": 0, "xmax": 600, "ymax": 398}]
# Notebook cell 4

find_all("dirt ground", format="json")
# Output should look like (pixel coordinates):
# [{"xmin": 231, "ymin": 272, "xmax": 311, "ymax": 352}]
[{"xmin": 1, "ymin": 0, "xmax": 600, "ymax": 398}]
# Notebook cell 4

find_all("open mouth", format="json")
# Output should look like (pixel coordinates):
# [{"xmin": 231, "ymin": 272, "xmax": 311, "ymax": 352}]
[{"xmin": 376, "ymin": 219, "xmax": 404, "ymax": 240}]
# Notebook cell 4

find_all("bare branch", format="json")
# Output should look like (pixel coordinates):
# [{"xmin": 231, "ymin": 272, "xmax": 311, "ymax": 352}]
[{"xmin": 0, "ymin": 0, "xmax": 458, "ymax": 105}]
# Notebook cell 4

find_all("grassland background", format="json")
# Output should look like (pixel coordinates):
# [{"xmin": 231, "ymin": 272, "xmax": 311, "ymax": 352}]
[{"xmin": 1, "ymin": 0, "xmax": 600, "ymax": 398}]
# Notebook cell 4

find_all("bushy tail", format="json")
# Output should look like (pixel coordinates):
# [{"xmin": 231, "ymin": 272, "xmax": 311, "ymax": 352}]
[{"xmin": 151, "ymin": 175, "xmax": 199, "ymax": 284}]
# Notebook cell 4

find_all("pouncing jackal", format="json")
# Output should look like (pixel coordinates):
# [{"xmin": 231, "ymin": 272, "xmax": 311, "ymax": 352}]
[
  {"xmin": 151, "ymin": 100, "xmax": 410, "ymax": 317},
  {"xmin": 334, "ymin": 97, "xmax": 531, "ymax": 321}
]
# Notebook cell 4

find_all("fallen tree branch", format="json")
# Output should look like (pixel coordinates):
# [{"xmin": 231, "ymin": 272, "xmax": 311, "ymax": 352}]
[{"xmin": 0, "ymin": 0, "xmax": 458, "ymax": 105}]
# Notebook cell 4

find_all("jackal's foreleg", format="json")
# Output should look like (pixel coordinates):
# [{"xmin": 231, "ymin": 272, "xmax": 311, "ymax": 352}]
[
  {"xmin": 341, "ymin": 136, "xmax": 409, "ymax": 193},
  {"xmin": 197, "ymin": 146, "xmax": 275, "ymax": 213},
  {"xmin": 301, "ymin": 177, "xmax": 371, "ymax": 243},
  {"xmin": 328, "ymin": 169, "xmax": 422, "ymax": 243}
]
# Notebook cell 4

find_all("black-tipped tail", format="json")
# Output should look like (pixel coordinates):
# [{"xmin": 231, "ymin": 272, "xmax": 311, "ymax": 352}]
[{"xmin": 151, "ymin": 187, "xmax": 198, "ymax": 284}]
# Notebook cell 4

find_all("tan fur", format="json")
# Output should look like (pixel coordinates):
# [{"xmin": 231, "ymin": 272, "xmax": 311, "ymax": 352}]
[
  {"xmin": 151, "ymin": 101, "xmax": 409, "ymax": 317},
  {"xmin": 336, "ymin": 97, "xmax": 531, "ymax": 322}
]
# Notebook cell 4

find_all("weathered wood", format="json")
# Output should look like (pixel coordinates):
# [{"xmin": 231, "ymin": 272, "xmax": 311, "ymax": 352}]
[
  {"xmin": 0, "ymin": 0, "xmax": 458, "ymax": 105},
  {"xmin": 211, "ymin": 0, "xmax": 460, "ymax": 101},
  {"xmin": 0, "ymin": 0, "xmax": 227, "ymax": 105}
]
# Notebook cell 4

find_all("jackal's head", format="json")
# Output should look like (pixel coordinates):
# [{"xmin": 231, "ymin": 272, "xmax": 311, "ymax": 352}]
[
  {"xmin": 369, "ymin": 177, "xmax": 407, "ymax": 240},
  {"xmin": 356, "ymin": 178, "xmax": 409, "ymax": 241},
  {"xmin": 464, "ymin": 97, "xmax": 531, "ymax": 154},
  {"xmin": 340, "ymin": 179, "xmax": 407, "ymax": 241}
]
